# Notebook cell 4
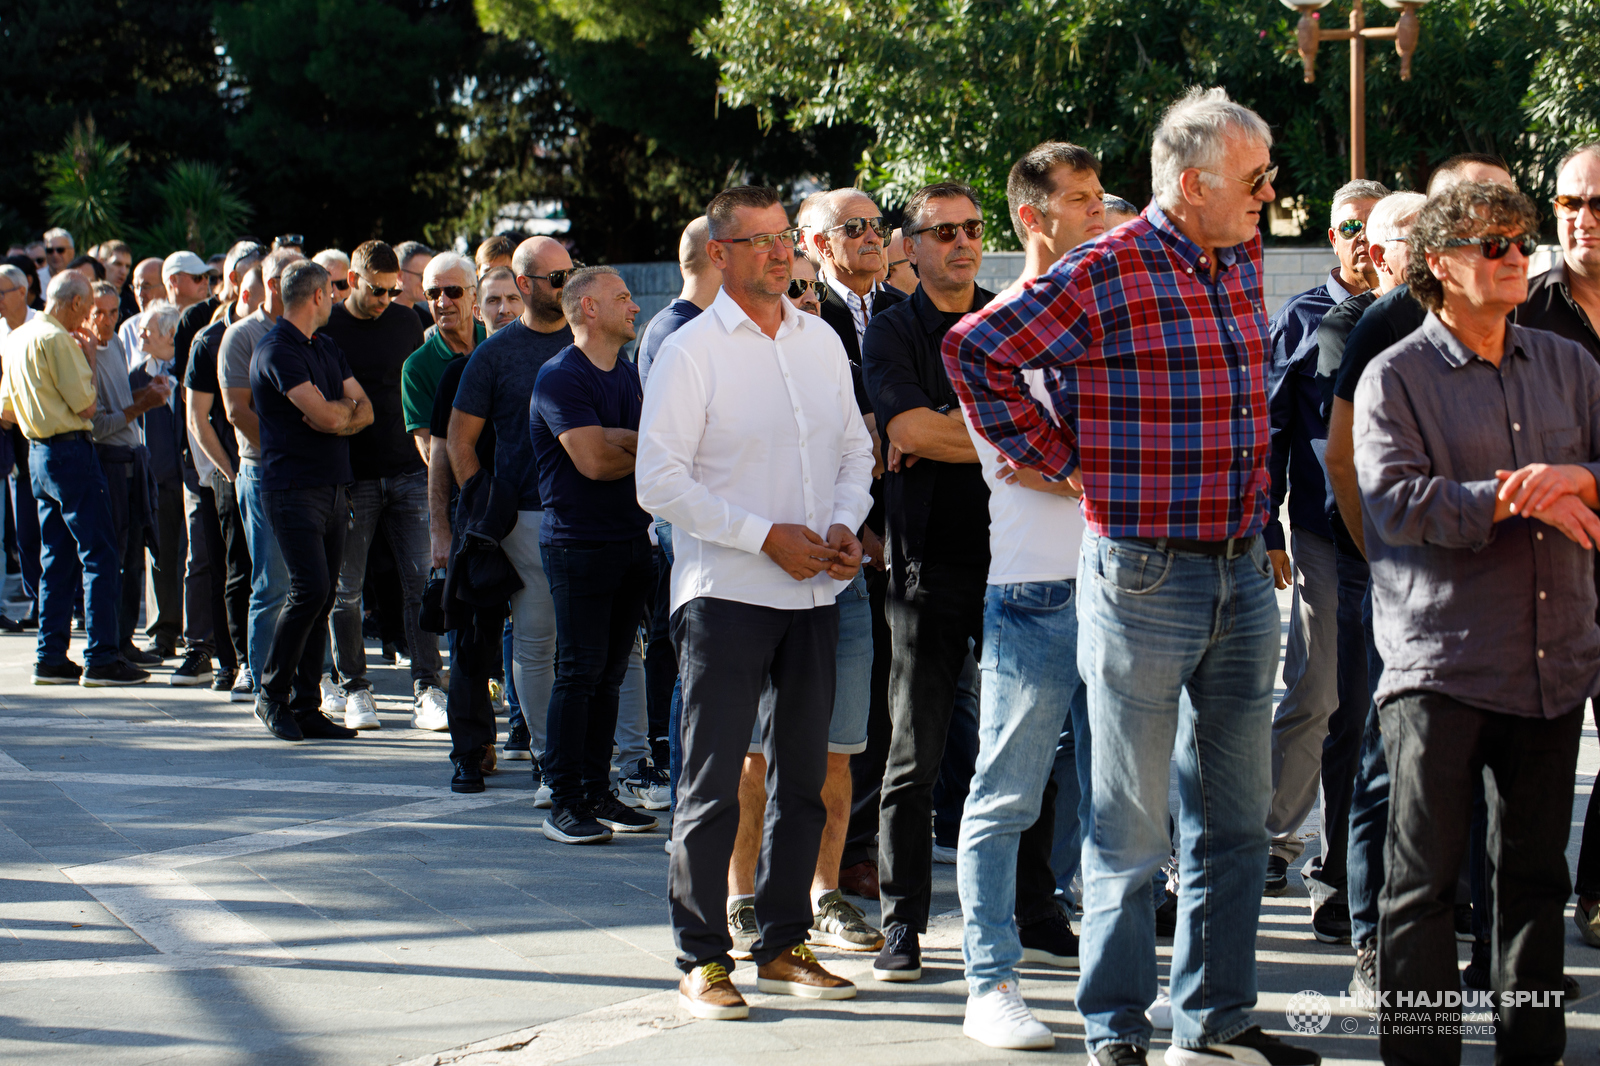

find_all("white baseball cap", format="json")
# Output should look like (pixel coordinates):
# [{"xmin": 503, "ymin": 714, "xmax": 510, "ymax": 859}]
[{"xmin": 162, "ymin": 250, "xmax": 209, "ymax": 279}]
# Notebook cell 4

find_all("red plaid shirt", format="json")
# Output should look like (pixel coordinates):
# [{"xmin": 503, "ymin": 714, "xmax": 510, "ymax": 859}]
[{"xmin": 942, "ymin": 204, "xmax": 1272, "ymax": 541}]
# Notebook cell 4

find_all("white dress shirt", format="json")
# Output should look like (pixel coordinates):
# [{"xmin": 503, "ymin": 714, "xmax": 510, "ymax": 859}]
[
  {"xmin": 0, "ymin": 307, "xmax": 37, "ymax": 344},
  {"xmin": 118, "ymin": 313, "xmax": 146, "ymax": 370},
  {"xmin": 637, "ymin": 287, "xmax": 874, "ymax": 613}
]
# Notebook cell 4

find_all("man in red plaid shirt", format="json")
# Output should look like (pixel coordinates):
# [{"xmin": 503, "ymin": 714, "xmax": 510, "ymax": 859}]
[{"xmin": 945, "ymin": 88, "xmax": 1318, "ymax": 1066}]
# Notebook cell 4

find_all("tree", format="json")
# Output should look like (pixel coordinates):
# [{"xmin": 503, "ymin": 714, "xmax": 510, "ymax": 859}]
[
  {"xmin": 1524, "ymin": 0, "xmax": 1600, "ymax": 194},
  {"xmin": 133, "ymin": 162, "xmax": 252, "ymax": 259},
  {"xmin": 41, "ymin": 119, "xmax": 130, "ymax": 251}
]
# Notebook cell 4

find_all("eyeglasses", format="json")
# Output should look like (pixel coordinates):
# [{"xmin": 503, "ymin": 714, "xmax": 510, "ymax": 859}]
[
  {"xmin": 887, "ymin": 258, "xmax": 910, "ymax": 269},
  {"xmin": 521, "ymin": 264, "xmax": 584, "ymax": 289},
  {"xmin": 827, "ymin": 217, "xmax": 892, "ymax": 241},
  {"xmin": 787, "ymin": 278, "xmax": 827, "ymax": 300},
  {"xmin": 332, "ymin": 279, "xmax": 349, "ymax": 291},
  {"xmin": 0, "ymin": 285, "xmax": 19, "ymax": 298},
  {"xmin": 46, "ymin": 245, "xmax": 71, "ymax": 255},
  {"xmin": 424, "ymin": 285, "xmax": 470, "ymax": 302},
  {"xmin": 712, "ymin": 229, "xmax": 801, "ymax": 253},
  {"xmin": 359, "ymin": 276, "xmax": 404, "ymax": 297},
  {"xmin": 1440, "ymin": 233, "xmax": 1539, "ymax": 259},
  {"xmin": 1197, "ymin": 164, "xmax": 1279, "ymax": 197},
  {"xmin": 1336, "ymin": 219, "xmax": 1366, "ymax": 240},
  {"xmin": 909, "ymin": 219, "xmax": 984, "ymax": 243},
  {"xmin": 1554, "ymin": 194, "xmax": 1600, "ymax": 218}
]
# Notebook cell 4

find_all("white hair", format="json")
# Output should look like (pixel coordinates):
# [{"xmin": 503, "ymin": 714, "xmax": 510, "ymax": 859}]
[
  {"xmin": 1329, "ymin": 180, "xmax": 1391, "ymax": 227},
  {"xmin": 1365, "ymin": 191, "xmax": 1427, "ymax": 245},
  {"xmin": 43, "ymin": 227, "xmax": 74, "ymax": 250},
  {"xmin": 1150, "ymin": 87, "xmax": 1273, "ymax": 212},
  {"xmin": 423, "ymin": 251, "xmax": 476, "ymax": 290},
  {"xmin": 141, "ymin": 299, "xmax": 181, "ymax": 338},
  {"xmin": 45, "ymin": 270, "xmax": 91, "ymax": 305},
  {"xmin": 815, "ymin": 188, "xmax": 880, "ymax": 234},
  {"xmin": 0, "ymin": 264, "xmax": 26, "ymax": 290},
  {"xmin": 313, "ymin": 248, "xmax": 350, "ymax": 274}
]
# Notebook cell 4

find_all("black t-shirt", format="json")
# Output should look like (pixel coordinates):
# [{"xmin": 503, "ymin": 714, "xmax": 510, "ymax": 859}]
[
  {"xmin": 920, "ymin": 308, "xmax": 993, "ymax": 563},
  {"xmin": 1513, "ymin": 264, "xmax": 1600, "ymax": 362},
  {"xmin": 173, "ymin": 296, "xmax": 219, "ymax": 384},
  {"xmin": 250, "ymin": 319, "xmax": 354, "ymax": 490},
  {"xmin": 413, "ymin": 303, "xmax": 434, "ymax": 329},
  {"xmin": 529, "ymin": 346, "xmax": 649, "ymax": 544},
  {"xmin": 1333, "ymin": 285, "xmax": 1427, "ymax": 404},
  {"xmin": 184, "ymin": 318, "xmax": 239, "ymax": 471},
  {"xmin": 1315, "ymin": 290, "xmax": 1376, "ymax": 420},
  {"xmin": 319, "ymin": 300, "xmax": 426, "ymax": 480},
  {"xmin": 429, "ymin": 355, "xmax": 494, "ymax": 472}
]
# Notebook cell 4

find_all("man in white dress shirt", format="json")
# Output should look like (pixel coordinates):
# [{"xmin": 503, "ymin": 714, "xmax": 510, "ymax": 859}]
[{"xmin": 637, "ymin": 185, "xmax": 875, "ymax": 1021}]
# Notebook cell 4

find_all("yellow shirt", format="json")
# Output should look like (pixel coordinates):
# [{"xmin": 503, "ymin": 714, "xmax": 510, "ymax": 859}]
[{"xmin": 0, "ymin": 313, "xmax": 96, "ymax": 440}]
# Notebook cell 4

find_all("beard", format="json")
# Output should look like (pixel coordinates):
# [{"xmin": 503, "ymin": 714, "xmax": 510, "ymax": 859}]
[{"xmin": 526, "ymin": 287, "xmax": 564, "ymax": 321}]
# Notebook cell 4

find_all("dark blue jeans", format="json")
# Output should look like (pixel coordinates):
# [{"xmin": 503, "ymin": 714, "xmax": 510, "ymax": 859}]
[
  {"xmin": 1347, "ymin": 582, "xmax": 1389, "ymax": 950},
  {"xmin": 11, "ymin": 433, "xmax": 41, "ymax": 608},
  {"xmin": 541, "ymin": 534, "xmax": 654, "ymax": 810},
  {"xmin": 260, "ymin": 484, "xmax": 348, "ymax": 713},
  {"xmin": 30, "ymin": 436, "xmax": 120, "ymax": 666}
]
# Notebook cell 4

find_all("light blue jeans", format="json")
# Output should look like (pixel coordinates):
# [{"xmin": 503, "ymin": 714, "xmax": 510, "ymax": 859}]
[
  {"xmin": 958, "ymin": 579, "xmax": 1086, "ymax": 997},
  {"xmin": 1076, "ymin": 530, "xmax": 1278, "ymax": 1053},
  {"xmin": 234, "ymin": 463, "xmax": 287, "ymax": 685}
]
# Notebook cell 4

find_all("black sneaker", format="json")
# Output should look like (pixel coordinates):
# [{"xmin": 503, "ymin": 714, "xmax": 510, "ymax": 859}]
[
  {"xmin": 254, "ymin": 697, "xmax": 303, "ymax": 741},
  {"xmin": 211, "ymin": 666, "xmax": 237, "ymax": 692},
  {"xmin": 1093, "ymin": 1046, "xmax": 1149, "ymax": 1066},
  {"xmin": 230, "ymin": 668, "xmax": 255, "ymax": 704},
  {"xmin": 120, "ymin": 645, "xmax": 163, "ymax": 666},
  {"xmin": 171, "ymin": 650, "xmax": 213, "ymax": 687},
  {"xmin": 503, "ymin": 723, "xmax": 532, "ymax": 761},
  {"xmin": 872, "ymin": 924, "xmax": 921, "ymax": 981},
  {"xmin": 294, "ymin": 711, "xmax": 359, "ymax": 739},
  {"xmin": 81, "ymin": 660, "xmax": 151, "ymax": 687},
  {"xmin": 590, "ymin": 790, "xmax": 659, "ymax": 832},
  {"xmin": 143, "ymin": 640, "xmax": 177, "ymax": 660},
  {"xmin": 1311, "ymin": 899, "xmax": 1351, "ymax": 944},
  {"xmin": 542, "ymin": 804, "xmax": 612, "ymax": 844},
  {"xmin": 1454, "ymin": 902, "xmax": 1474, "ymax": 942},
  {"xmin": 1155, "ymin": 889, "xmax": 1178, "ymax": 937},
  {"xmin": 1462, "ymin": 935, "xmax": 1489, "ymax": 991},
  {"xmin": 1165, "ymin": 1026, "xmax": 1320, "ymax": 1065},
  {"xmin": 452, "ymin": 757, "xmax": 486, "ymax": 794},
  {"xmin": 0, "ymin": 614, "xmax": 23, "ymax": 633},
  {"xmin": 33, "ymin": 660, "xmax": 83, "ymax": 685},
  {"xmin": 1264, "ymin": 854, "xmax": 1290, "ymax": 896},
  {"xmin": 1019, "ymin": 907, "xmax": 1079, "ymax": 967},
  {"xmin": 1350, "ymin": 940, "xmax": 1376, "ymax": 994}
]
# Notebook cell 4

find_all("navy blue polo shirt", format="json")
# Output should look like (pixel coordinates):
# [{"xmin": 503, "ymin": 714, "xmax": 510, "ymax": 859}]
[{"xmin": 250, "ymin": 318, "xmax": 354, "ymax": 490}]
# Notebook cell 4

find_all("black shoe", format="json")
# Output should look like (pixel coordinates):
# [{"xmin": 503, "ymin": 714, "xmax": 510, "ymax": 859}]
[
  {"xmin": 1461, "ymin": 935, "xmax": 1489, "ymax": 990},
  {"xmin": 294, "ymin": 711, "xmax": 358, "ymax": 739},
  {"xmin": 0, "ymin": 614, "xmax": 24, "ymax": 633},
  {"xmin": 1169, "ymin": 1026, "xmax": 1320, "ymax": 1065},
  {"xmin": 1265, "ymin": 854, "xmax": 1290, "ymax": 896},
  {"xmin": 1350, "ymin": 940, "xmax": 1376, "ymax": 994},
  {"xmin": 452, "ymin": 758, "xmax": 486, "ymax": 794},
  {"xmin": 254, "ymin": 697, "xmax": 303, "ymax": 741},
  {"xmin": 871, "ymin": 924, "xmax": 921, "ymax": 981},
  {"xmin": 1565, "ymin": 974, "xmax": 1581, "ymax": 1000},
  {"xmin": 1093, "ymin": 1046, "xmax": 1148, "ymax": 1066},
  {"xmin": 589, "ymin": 790, "xmax": 658, "ymax": 832},
  {"xmin": 143, "ymin": 640, "xmax": 177, "ymax": 660},
  {"xmin": 170, "ymin": 650, "xmax": 213, "ymax": 687},
  {"xmin": 81, "ymin": 660, "xmax": 151, "ymax": 687},
  {"xmin": 1311, "ymin": 899, "xmax": 1351, "ymax": 944},
  {"xmin": 1155, "ymin": 889, "xmax": 1178, "ymax": 937},
  {"xmin": 120, "ymin": 645, "xmax": 163, "ymax": 666},
  {"xmin": 211, "ymin": 667, "xmax": 237, "ymax": 692},
  {"xmin": 32, "ymin": 659, "xmax": 83, "ymax": 685},
  {"xmin": 541, "ymin": 804, "xmax": 612, "ymax": 844},
  {"xmin": 1455, "ymin": 902, "xmax": 1474, "ymax": 942},
  {"xmin": 1019, "ymin": 907, "xmax": 1079, "ymax": 967}
]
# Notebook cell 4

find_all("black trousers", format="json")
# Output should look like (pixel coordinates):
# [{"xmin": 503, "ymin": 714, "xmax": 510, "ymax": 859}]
[
  {"xmin": 669, "ymin": 596, "xmax": 837, "ymax": 973},
  {"xmin": 446, "ymin": 613, "xmax": 505, "ymax": 768},
  {"xmin": 211, "ymin": 471, "xmax": 250, "ymax": 670},
  {"xmin": 642, "ymin": 542, "xmax": 676, "ymax": 768},
  {"xmin": 842, "ymin": 564, "xmax": 892, "ymax": 869},
  {"xmin": 879, "ymin": 559, "xmax": 1058, "ymax": 932},
  {"xmin": 1377, "ymin": 690, "xmax": 1581, "ymax": 1066},
  {"xmin": 147, "ymin": 479, "xmax": 184, "ymax": 647},
  {"xmin": 97, "ymin": 453, "xmax": 143, "ymax": 651},
  {"xmin": 259, "ymin": 484, "xmax": 347, "ymax": 714}
]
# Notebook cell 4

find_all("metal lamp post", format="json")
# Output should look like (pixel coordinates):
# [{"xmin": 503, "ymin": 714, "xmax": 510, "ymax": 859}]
[{"xmin": 1280, "ymin": 0, "xmax": 1429, "ymax": 180}]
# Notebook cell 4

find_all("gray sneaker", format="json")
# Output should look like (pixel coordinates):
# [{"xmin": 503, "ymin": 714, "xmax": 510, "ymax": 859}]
[
  {"xmin": 727, "ymin": 896, "xmax": 757, "ymax": 960},
  {"xmin": 809, "ymin": 888, "xmax": 885, "ymax": 951}
]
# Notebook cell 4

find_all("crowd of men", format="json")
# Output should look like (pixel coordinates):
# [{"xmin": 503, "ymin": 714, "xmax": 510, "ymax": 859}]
[{"xmin": 4, "ymin": 81, "xmax": 1600, "ymax": 1066}]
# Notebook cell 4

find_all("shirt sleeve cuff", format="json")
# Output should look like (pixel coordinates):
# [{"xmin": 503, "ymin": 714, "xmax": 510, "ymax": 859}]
[
  {"xmin": 734, "ymin": 515, "xmax": 773, "ymax": 557},
  {"xmin": 1263, "ymin": 519, "xmax": 1285, "ymax": 553},
  {"xmin": 1461, "ymin": 479, "xmax": 1500, "ymax": 550}
]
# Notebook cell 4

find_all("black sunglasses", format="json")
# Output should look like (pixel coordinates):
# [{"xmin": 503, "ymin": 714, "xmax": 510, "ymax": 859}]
[
  {"xmin": 827, "ymin": 217, "xmax": 892, "ymax": 241},
  {"xmin": 787, "ymin": 278, "xmax": 826, "ymax": 300},
  {"xmin": 359, "ymin": 276, "xmax": 404, "ymax": 297},
  {"xmin": 909, "ymin": 219, "xmax": 984, "ymax": 243},
  {"xmin": 332, "ymin": 279, "xmax": 349, "ymax": 291},
  {"xmin": 424, "ymin": 285, "xmax": 470, "ymax": 301},
  {"xmin": 47, "ymin": 245, "xmax": 71, "ymax": 255},
  {"xmin": 31, "ymin": 256, "xmax": 45, "ymax": 266},
  {"xmin": 1554, "ymin": 195, "xmax": 1600, "ymax": 218},
  {"xmin": 522, "ymin": 263, "xmax": 584, "ymax": 289},
  {"xmin": 1441, "ymin": 234, "xmax": 1539, "ymax": 260},
  {"xmin": 1199, "ymin": 164, "xmax": 1279, "ymax": 197}
]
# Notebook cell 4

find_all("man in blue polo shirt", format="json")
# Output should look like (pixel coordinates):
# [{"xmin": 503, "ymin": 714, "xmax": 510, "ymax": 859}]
[{"xmin": 530, "ymin": 266, "xmax": 656, "ymax": 844}]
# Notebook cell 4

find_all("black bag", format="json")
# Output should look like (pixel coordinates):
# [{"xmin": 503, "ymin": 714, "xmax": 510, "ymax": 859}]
[{"xmin": 419, "ymin": 567, "xmax": 448, "ymax": 634}]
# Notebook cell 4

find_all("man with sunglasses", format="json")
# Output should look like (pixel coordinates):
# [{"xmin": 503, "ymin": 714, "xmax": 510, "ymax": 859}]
[
  {"xmin": 1353, "ymin": 180, "xmax": 1598, "ymax": 1066},
  {"xmin": 26, "ymin": 241, "xmax": 50, "ymax": 293},
  {"xmin": 402, "ymin": 253, "xmax": 485, "ymax": 461},
  {"xmin": 42, "ymin": 229, "xmax": 74, "ymax": 282},
  {"xmin": 321, "ymin": 240, "xmax": 442, "ymax": 733},
  {"xmin": 811, "ymin": 189, "xmax": 904, "ymax": 367}
]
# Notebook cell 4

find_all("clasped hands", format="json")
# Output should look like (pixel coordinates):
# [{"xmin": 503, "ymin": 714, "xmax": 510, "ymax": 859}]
[
  {"xmin": 1495, "ymin": 463, "xmax": 1600, "ymax": 550},
  {"xmin": 761, "ymin": 523, "xmax": 863, "ymax": 582}
]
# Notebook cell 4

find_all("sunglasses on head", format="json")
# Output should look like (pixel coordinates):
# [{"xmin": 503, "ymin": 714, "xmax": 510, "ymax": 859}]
[
  {"xmin": 712, "ymin": 229, "xmax": 800, "ymax": 253},
  {"xmin": 1336, "ymin": 219, "xmax": 1366, "ymax": 240},
  {"xmin": 828, "ymin": 217, "xmax": 892, "ymax": 241},
  {"xmin": 787, "ymin": 278, "xmax": 827, "ymax": 300},
  {"xmin": 1554, "ymin": 194, "xmax": 1600, "ymax": 218},
  {"xmin": 1441, "ymin": 233, "xmax": 1539, "ymax": 259},
  {"xmin": 424, "ymin": 285, "xmax": 470, "ymax": 302},
  {"xmin": 909, "ymin": 218, "xmax": 984, "ymax": 243},
  {"xmin": 360, "ymin": 276, "xmax": 404, "ymax": 297},
  {"xmin": 275, "ymin": 234, "xmax": 305, "ymax": 248},
  {"xmin": 522, "ymin": 264, "xmax": 584, "ymax": 289}
]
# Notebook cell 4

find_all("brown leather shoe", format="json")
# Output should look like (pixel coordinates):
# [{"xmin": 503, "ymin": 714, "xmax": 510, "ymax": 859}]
[
  {"xmin": 679, "ymin": 961, "xmax": 748, "ymax": 1019},
  {"xmin": 480, "ymin": 744, "xmax": 497, "ymax": 775},
  {"xmin": 839, "ymin": 859, "xmax": 880, "ymax": 900},
  {"xmin": 756, "ymin": 943, "xmax": 857, "ymax": 999}
]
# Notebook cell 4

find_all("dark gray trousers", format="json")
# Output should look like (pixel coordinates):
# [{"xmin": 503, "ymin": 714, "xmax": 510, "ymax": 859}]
[
  {"xmin": 1378, "ymin": 690, "xmax": 1580, "ymax": 1066},
  {"xmin": 668, "ymin": 595, "xmax": 837, "ymax": 973}
]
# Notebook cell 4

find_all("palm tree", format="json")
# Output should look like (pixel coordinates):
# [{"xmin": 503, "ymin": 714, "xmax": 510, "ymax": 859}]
[
  {"xmin": 135, "ymin": 161, "xmax": 252, "ymax": 258},
  {"xmin": 41, "ymin": 118, "xmax": 130, "ymax": 251}
]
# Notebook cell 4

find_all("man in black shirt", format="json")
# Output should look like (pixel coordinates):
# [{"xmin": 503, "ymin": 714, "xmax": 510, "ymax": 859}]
[
  {"xmin": 863, "ymin": 182, "xmax": 1071, "ymax": 981},
  {"xmin": 318, "ymin": 240, "xmax": 438, "ymax": 732}
]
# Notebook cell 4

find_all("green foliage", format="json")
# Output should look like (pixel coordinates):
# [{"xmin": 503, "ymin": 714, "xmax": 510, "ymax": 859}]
[
  {"xmin": 132, "ymin": 162, "xmax": 252, "ymax": 259},
  {"xmin": 41, "ymin": 119, "xmax": 130, "ymax": 251},
  {"xmin": 1525, "ymin": 0, "xmax": 1600, "ymax": 188}
]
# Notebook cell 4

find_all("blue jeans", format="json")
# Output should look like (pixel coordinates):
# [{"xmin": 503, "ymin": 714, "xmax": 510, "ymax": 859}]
[
  {"xmin": 235, "ymin": 464, "xmax": 287, "ymax": 684},
  {"xmin": 1076, "ymin": 531, "xmax": 1279, "ymax": 1052},
  {"xmin": 1050, "ymin": 671, "xmax": 1092, "ymax": 902},
  {"xmin": 30, "ymin": 436, "xmax": 120, "ymax": 666},
  {"xmin": 959, "ymin": 579, "xmax": 1086, "ymax": 997},
  {"xmin": 1347, "ymin": 582, "xmax": 1388, "ymax": 949},
  {"xmin": 503, "ymin": 617, "xmax": 525, "ymax": 737}
]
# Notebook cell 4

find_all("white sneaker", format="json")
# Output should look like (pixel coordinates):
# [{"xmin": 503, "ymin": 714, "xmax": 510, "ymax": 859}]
[
  {"xmin": 963, "ymin": 981, "xmax": 1054, "ymax": 1050},
  {"xmin": 412, "ymin": 686, "xmax": 449, "ymax": 731},
  {"xmin": 534, "ymin": 779, "xmax": 553, "ymax": 808},
  {"xmin": 319, "ymin": 676, "xmax": 345, "ymax": 714},
  {"xmin": 344, "ymin": 688, "xmax": 380, "ymax": 730},
  {"xmin": 1146, "ymin": 986, "xmax": 1173, "ymax": 1031}
]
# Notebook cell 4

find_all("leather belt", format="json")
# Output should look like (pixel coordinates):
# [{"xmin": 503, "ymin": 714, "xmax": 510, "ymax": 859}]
[{"xmin": 1132, "ymin": 535, "xmax": 1257, "ymax": 560}]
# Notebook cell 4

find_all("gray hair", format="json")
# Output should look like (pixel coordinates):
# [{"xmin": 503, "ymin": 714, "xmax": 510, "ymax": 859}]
[
  {"xmin": 1329, "ymin": 179, "xmax": 1391, "ymax": 226},
  {"xmin": 394, "ymin": 241, "xmax": 434, "ymax": 266},
  {"xmin": 423, "ymin": 251, "xmax": 476, "ymax": 290},
  {"xmin": 0, "ymin": 264, "xmax": 26, "ymax": 290},
  {"xmin": 1365, "ymin": 192, "xmax": 1427, "ymax": 245},
  {"xmin": 279, "ymin": 259, "xmax": 330, "ymax": 310},
  {"xmin": 1150, "ymin": 87, "xmax": 1274, "ymax": 212},
  {"xmin": 43, "ymin": 227, "xmax": 74, "ymax": 250},
  {"xmin": 263, "ymin": 248, "xmax": 304, "ymax": 283},
  {"xmin": 560, "ymin": 266, "xmax": 623, "ymax": 324},
  {"xmin": 91, "ymin": 280, "xmax": 118, "ymax": 300},
  {"xmin": 815, "ymin": 188, "xmax": 883, "ymax": 234},
  {"xmin": 312, "ymin": 248, "xmax": 348, "ymax": 275},
  {"xmin": 142, "ymin": 299, "xmax": 181, "ymax": 338},
  {"xmin": 44, "ymin": 270, "xmax": 91, "ymax": 306},
  {"xmin": 1103, "ymin": 194, "xmax": 1140, "ymax": 219}
]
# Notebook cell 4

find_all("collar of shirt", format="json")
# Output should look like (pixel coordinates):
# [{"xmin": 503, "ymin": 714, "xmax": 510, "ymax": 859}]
[
  {"xmin": 910, "ymin": 282, "xmax": 993, "ymax": 332},
  {"xmin": 1145, "ymin": 201, "xmax": 1242, "ymax": 279},
  {"xmin": 823, "ymin": 273, "xmax": 875, "ymax": 311},
  {"xmin": 1326, "ymin": 268, "xmax": 1363, "ymax": 303},
  {"xmin": 1422, "ymin": 311, "xmax": 1529, "ymax": 371},
  {"xmin": 709, "ymin": 286, "xmax": 803, "ymax": 340}
]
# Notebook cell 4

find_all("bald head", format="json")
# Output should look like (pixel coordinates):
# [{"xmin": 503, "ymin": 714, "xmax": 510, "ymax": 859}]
[
  {"xmin": 1428, "ymin": 154, "xmax": 1517, "ymax": 194},
  {"xmin": 132, "ymin": 257, "xmax": 165, "ymax": 312},
  {"xmin": 679, "ymin": 217, "xmax": 714, "ymax": 278},
  {"xmin": 511, "ymin": 236, "xmax": 570, "ymax": 279},
  {"xmin": 45, "ymin": 270, "xmax": 93, "ymax": 331},
  {"xmin": 511, "ymin": 236, "xmax": 572, "ymax": 328}
]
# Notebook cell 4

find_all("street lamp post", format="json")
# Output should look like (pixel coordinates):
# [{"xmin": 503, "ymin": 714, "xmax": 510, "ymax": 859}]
[{"xmin": 1281, "ymin": 0, "xmax": 1429, "ymax": 181}]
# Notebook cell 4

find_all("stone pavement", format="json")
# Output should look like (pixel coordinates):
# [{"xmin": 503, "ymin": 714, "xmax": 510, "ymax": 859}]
[{"xmin": 1, "ymin": 608, "xmax": 1598, "ymax": 1065}]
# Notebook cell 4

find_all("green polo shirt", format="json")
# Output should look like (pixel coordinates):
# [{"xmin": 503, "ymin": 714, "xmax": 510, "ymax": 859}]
[{"xmin": 401, "ymin": 321, "xmax": 486, "ymax": 432}]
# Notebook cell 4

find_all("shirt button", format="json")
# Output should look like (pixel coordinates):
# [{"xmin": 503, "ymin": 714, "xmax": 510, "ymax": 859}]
[
  {"xmin": 1538, "ymin": 649, "xmax": 1546, "ymax": 658},
  {"xmin": 1540, "ymin": 590, "xmax": 1547, "ymax": 599},
  {"xmin": 1513, "ymin": 422, "xmax": 1521, "ymax": 431},
  {"xmin": 1537, "ymin": 531, "xmax": 1544, "ymax": 540},
  {"xmin": 1241, "ymin": 407, "xmax": 1249, "ymax": 416},
  {"xmin": 1186, "ymin": 268, "xmax": 1194, "ymax": 275}
]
